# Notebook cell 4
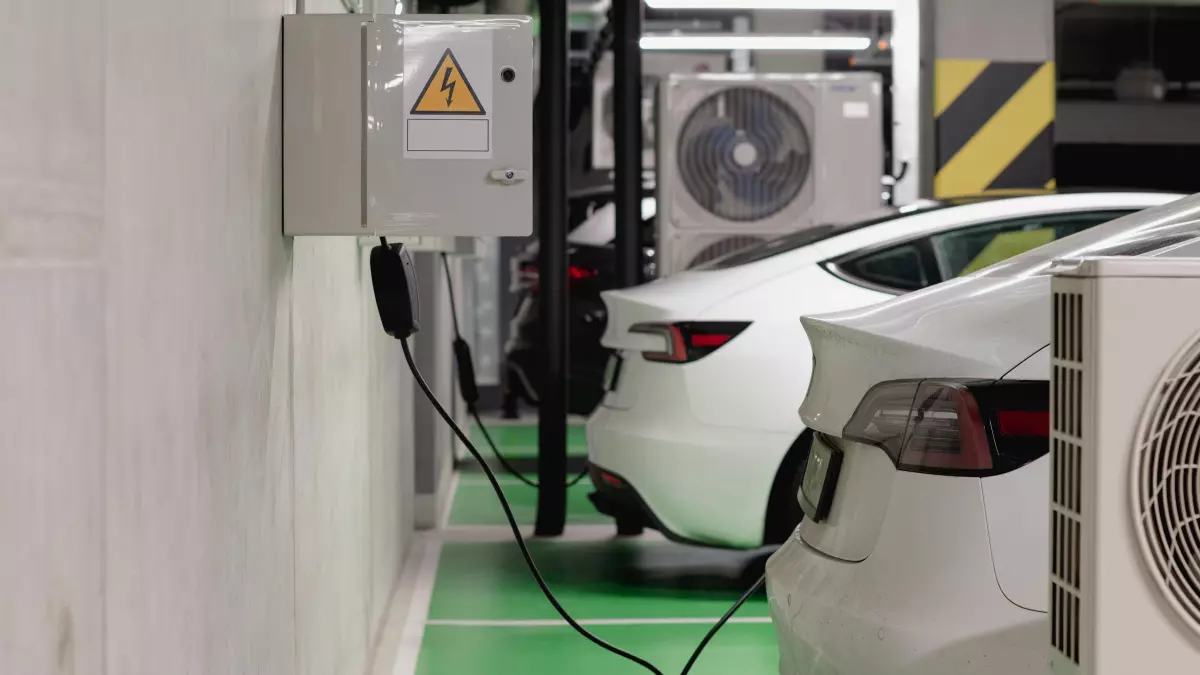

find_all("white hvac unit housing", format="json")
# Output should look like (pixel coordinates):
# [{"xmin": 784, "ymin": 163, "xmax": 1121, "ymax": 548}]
[
  {"xmin": 1049, "ymin": 256, "xmax": 1200, "ymax": 675},
  {"xmin": 591, "ymin": 52, "xmax": 728, "ymax": 172},
  {"xmin": 656, "ymin": 72, "xmax": 885, "ymax": 276}
]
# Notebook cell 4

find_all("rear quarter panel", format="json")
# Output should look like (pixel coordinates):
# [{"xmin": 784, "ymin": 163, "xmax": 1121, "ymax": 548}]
[{"xmin": 981, "ymin": 344, "xmax": 1051, "ymax": 612}]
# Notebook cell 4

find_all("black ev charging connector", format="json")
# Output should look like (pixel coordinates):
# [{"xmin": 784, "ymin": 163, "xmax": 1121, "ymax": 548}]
[
  {"xmin": 371, "ymin": 239, "xmax": 421, "ymax": 340},
  {"xmin": 373, "ymin": 240, "xmax": 763, "ymax": 675},
  {"xmin": 438, "ymin": 253, "xmax": 588, "ymax": 489}
]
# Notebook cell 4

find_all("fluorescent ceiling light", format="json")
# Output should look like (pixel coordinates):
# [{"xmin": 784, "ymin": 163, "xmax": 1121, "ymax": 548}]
[
  {"xmin": 645, "ymin": 0, "xmax": 895, "ymax": 10},
  {"xmin": 640, "ymin": 33, "xmax": 872, "ymax": 51}
]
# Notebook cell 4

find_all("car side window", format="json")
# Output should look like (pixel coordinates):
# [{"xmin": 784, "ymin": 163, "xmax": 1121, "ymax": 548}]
[
  {"xmin": 930, "ymin": 211, "xmax": 1134, "ymax": 280},
  {"xmin": 838, "ymin": 243, "xmax": 930, "ymax": 292}
]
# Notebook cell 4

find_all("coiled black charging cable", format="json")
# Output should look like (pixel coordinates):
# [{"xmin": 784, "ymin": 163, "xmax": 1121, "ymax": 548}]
[
  {"xmin": 402, "ymin": 335, "xmax": 763, "ymax": 675},
  {"xmin": 388, "ymin": 244, "xmax": 763, "ymax": 674},
  {"xmin": 439, "ymin": 252, "xmax": 588, "ymax": 488}
]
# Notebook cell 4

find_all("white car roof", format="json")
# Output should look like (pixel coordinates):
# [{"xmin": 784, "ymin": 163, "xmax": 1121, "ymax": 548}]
[
  {"xmin": 815, "ymin": 192, "xmax": 1183, "ymax": 260},
  {"xmin": 698, "ymin": 192, "xmax": 1183, "ymax": 274}
]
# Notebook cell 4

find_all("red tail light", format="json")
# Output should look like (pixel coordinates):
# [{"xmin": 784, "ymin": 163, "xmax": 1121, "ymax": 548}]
[
  {"xmin": 568, "ymin": 265, "xmax": 595, "ymax": 280},
  {"xmin": 843, "ymin": 379, "xmax": 1050, "ymax": 476},
  {"xmin": 517, "ymin": 263, "xmax": 596, "ymax": 291},
  {"xmin": 996, "ymin": 410, "xmax": 1049, "ymax": 437},
  {"xmin": 598, "ymin": 471, "xmax": 625, "ymax": 488},
  {"xmin": 629, "ymin": 321, "xmax": 750, "ymax": 364}
]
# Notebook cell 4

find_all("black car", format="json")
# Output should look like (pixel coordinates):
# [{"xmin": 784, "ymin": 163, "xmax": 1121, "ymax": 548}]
[{"xmin": 503, "ymin": 188, "xmax": 655, "ymax": 417}]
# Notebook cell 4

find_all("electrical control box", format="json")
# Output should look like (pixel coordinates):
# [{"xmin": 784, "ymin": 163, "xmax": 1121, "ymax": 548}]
[{"xmin": 284, "ymin": 14, "xmax": 533, "ymax": 237}]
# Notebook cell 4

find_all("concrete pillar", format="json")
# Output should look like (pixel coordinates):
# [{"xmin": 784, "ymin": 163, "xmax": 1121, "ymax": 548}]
[
  {"xmin": 930, "ymin": 0, "xmax": 1055, "ymax": 197},
  {"xmin": 890, "ymin": 0, "xmax": 933, "ymax": 204}
]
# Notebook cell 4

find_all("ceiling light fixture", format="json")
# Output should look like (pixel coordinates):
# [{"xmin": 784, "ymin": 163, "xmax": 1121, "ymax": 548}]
[{"xmin": 639, "ymin": 33, "xmax": 873, "ymax": 51}]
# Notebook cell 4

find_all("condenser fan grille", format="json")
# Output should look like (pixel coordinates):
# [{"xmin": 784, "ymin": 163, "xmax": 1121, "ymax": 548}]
[
  {"xmin": 677, "ymin": 86, "xmax": 811, "ymax": 223},
  {"xmin": 1133, "ymin": 332, "xmax": 1200, "ymax": 636}
]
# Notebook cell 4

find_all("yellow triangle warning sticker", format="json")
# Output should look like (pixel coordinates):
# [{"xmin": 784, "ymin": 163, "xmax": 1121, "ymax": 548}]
[{"xmin": 410, "ymin": 48, "xmax": 487, "ymax": 116}]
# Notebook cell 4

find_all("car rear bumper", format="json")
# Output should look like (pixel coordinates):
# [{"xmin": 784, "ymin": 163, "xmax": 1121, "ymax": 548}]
[
  {"xmin": 766, "ymin": 493, "xmax": 1046, "ymax": 675},
  {"xmin": 586, "ymin": 404, "xmax": 794, "ymax": 549},
  {"xmin": 586, "ymin": 464, "xmax": 713, "ymax": 547}
]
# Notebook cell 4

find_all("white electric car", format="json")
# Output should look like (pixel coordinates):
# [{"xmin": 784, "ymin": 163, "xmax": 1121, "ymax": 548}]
[
  {"xmin": 585, "ymin": 191, "xmax": 1183, "ymax": 549},
  {"xmin": 765, "ymin": 192, "xmax": 1200, "ymax": 675}
]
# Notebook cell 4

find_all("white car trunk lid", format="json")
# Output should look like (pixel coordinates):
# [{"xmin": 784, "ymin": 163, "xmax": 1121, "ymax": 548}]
[
  {"xmin": 799, "ymin": 274, "xmax": 1051, "ymax": 436},
  {"xmin": 796, "ymin": 274, "xmax": 1052, "ymax": 563}
]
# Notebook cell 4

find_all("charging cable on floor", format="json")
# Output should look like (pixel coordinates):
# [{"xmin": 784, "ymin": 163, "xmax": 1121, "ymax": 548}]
[
  {"xmin": 375, "ymin": 241, "xmax": 764, "ymax": 675},
  {"xmin": 439, "ymin": 252, "xmax": 588, "ymax": 488}
]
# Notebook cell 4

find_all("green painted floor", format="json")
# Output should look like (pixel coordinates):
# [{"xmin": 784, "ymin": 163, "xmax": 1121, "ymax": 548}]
[
  {"xmin": 448, "ymin": 475, "xmax": 609, "ymax": 526},
  {"xmin": 415, "ymin": 623, "xmax": 777, "ymax": 674},
  {"xmin": 468, "ymin": 420, "xmax": 590, "ymax": 459},
  {"xmin": 407, "ymin": 419, "xmax": 778, "ymax": 674},
  {"xmin": 411, "ymin": 524, "xmax": 777, "ymax": 675}
]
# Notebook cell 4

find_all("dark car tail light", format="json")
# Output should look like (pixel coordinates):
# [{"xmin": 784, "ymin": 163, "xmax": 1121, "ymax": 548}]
[
  {"xmin": 517, "ymin": 262, "xmax": 596, "ymax": 291},
  {"xmin": 629, "ymin": 321, "xmax": 750, "ymax": 363},
  {"xmin": 843, "ymin": 378, "xmax": 1049, "ymax": 476}
]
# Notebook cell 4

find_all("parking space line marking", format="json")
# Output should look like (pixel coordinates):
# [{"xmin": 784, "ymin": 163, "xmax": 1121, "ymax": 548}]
[
  {"xmin": 425, "ymin": 617, "xmax": 773, "ymax": 627},
  {"xmin": 438, "ymin": 471, "xmax": 461, "ymax": 530}
]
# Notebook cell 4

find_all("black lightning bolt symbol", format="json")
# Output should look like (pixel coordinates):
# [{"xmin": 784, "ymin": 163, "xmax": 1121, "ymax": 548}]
[{"xmin": 440, "ymin": 66, "xmax": 456, "ymax": 107}]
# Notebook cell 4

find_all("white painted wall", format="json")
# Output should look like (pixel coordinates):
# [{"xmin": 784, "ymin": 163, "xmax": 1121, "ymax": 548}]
[
  {"xmin": 411, "ymin": 252, "xmax": 462, "ymax": 527},
  {"xmin": 0, "ymin": 1, "xmax": 415, "ymax": 674}
]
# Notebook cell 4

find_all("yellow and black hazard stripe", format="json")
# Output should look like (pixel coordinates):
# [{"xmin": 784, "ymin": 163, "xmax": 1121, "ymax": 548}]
[{"xmin": 934, "ymin": 59, "xmax": 1056, "ymax": 199}]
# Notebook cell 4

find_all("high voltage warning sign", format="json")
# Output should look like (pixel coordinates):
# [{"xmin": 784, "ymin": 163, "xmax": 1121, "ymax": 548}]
[
  {"xmin": 404, "ymin": 28, "xmax": 494, "ymax": 159},
  {"xmin": 411, "ymin": 49, "xmax": 486, "ymax": 115}
]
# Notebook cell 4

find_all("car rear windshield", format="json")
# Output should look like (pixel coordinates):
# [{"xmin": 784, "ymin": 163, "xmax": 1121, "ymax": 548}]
[
  {"xmin": 975, "ymin": 197, "xmax": 1200, "ymax": 277},
  {"xmin": 698, "ymin": 202, "xmax": 952, "ymax": 270}
]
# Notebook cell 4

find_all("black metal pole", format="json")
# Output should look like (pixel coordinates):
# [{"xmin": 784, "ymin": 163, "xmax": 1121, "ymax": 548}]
[
  {"xmin": 613, "ymin": 0, "xmax": 644, "ymax": 288},
  {"xmin": 535, "ymin": 0, "xmax": 569, "ymax": 537}
]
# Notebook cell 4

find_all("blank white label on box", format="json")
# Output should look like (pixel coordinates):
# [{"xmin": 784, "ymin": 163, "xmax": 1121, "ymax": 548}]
[
  {"xmin": 843, "ymin": 101, "xmax": 870, "ymax": 119},
  {"xmin": 406, "ymin": 119, "xmax": 490, "ymax": 153}
]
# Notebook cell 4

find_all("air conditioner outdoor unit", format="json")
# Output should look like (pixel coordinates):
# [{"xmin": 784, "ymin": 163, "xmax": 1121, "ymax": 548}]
[
  {"xmin": 656, "ymin": 72, "xmax": 884, "ymax": 277},
  {"xmin": 1049, "ymin": 256, "xmax": 1200, "ymax": 675},
  {"xmin": 591, "ymin": 52, "xmax": 728, "ymax": 172}
]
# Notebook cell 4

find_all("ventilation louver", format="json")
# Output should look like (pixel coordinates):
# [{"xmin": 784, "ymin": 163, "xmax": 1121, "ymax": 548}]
[
  {"xmin": 1048, "ymin": 254, "xmax": 1200, "ymax": 675},
  {"xmin": 1051, "ymin": 290, "xmax": 1085, "ymax": 665}
]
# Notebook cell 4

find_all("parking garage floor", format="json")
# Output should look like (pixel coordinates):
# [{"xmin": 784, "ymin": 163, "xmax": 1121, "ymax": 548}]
[{"xmin": 396, "ymin": 419, "xmax": 778, "ymax": 675}]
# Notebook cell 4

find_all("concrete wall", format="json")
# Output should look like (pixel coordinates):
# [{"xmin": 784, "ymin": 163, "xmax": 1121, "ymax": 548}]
[
  {"xmin": 412, "ymin": 252, "xmax": 459, "ymax": 527},
  {"xmin": 0, "ymin": 1, "xmax": 415, "ymax": 674}
]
